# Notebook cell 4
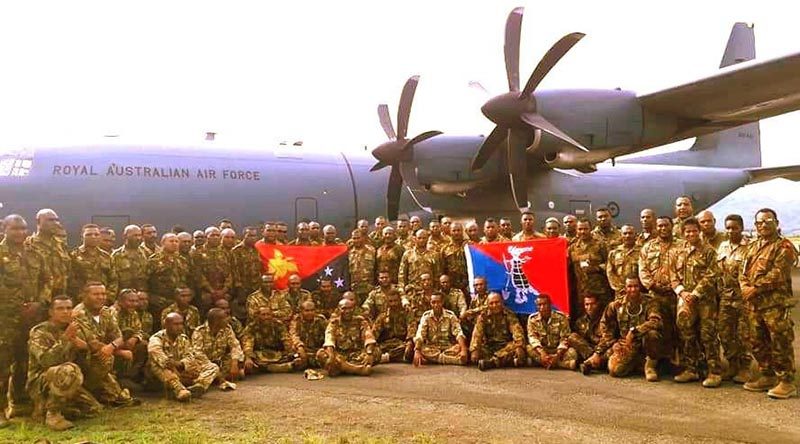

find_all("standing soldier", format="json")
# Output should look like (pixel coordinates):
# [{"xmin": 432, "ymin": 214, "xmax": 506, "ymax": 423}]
[
  {"xmin": 375, "ymin": 227, "xmax": 404, "ymax": 284},
  {"xmin": 99, "ymin": 227, "xmax": 116, "ymax": 254},
  {"xmin": 321, "ymin": 225, "xmax": 344, "ymax": 246},
  {"xmin": 146, "ymin": 233, "xmax": 191, "ymax": 328},
  {"xmin": 231, "ymin": 226, "xmax": 262, "ymax": 321},
  {"xmin": 669, "ymin": 217, "xmax": 722, "ymax": 387},
  {"xmin": 592, "ymin": 207, "xmax": 622, "ymax": 250},
  {"xmin": 349, "ymin": 219, "xmax": 370, "ymax": 248},
  {"xmin": 543, "ymin": 218, "xmax": 561, "ymax": 238},
  {"xmin": 192, "ymin": 230, "xmax": 206, "ymax": 250},
  {"xmin": 739, "ymin": 208, "xmax": 798, "ymax": 399},
  {"xmin": 637, "ymin": 209, "xmax": 656, "ymax": 247},
  {"xmin": 112, "ymin": 225, "xmax": 149, "ymax": 293},
  {"xmin": 373, "ymin": 291, "xmax": 416, "ymax": 363},
  {"xmin": 220, "ymin": 228, "xmax": 237, "ymax": 254},
  {"xmin": 569, "ymin": 219, "xmax": 610, "ymax": 305},
  {"xmin": 470, "ymin": 293, "xmax": 526, "ymax": 371},
  {"xmin": 308, "ymin": 221, "xmax": 322, "ymax": 245},
  {"xmin": 140, "ymin": 224, "xmax": 161, "ymax": 257},
  {"xmin": 395, "ymin": 218, "xmax": 411, "ymax": 248},
  {"xmin": 413, "ymin": 293, "xmax": 468, "ymax": 366},
  {"xmin": 275, "ymin": 221, "xmax": 289, "ymax": 245},
  {"xmin": 194, "ymin": 227, "xmax": 233, "ymax": 314},
  {"xmin": 499, "ymin": 218, "xmax": 515, "ymax": 240},
  {"xmin": 348, "ymin": 230, "xmax": 376, "ymax": 304},
  {"xmin": 440, "ymin": 216, "xmax": 453, "ymax": 238},
  {"xmin": 716, "ymin": 214, "xmax": 752, "ymax": 383},
  {"xmin": 512, "ymin": 211, "xmax": 545, "ymax": 241},
  {"xmin": 368, "ymin": 216, "xmax": 388, "ymax": 248},
  {"xmin": 409, "ymin": 216, "xmax": 423, "ymax": 239},
  {"xmin": 259, "ymin": 222, "xmax": 279, "ymax": 245},
  {"xmin": 562, "ymin": 215, "xmax": 578, "ymax": 244},
  {"xmin": 316, "ymin": 298, "xmax": 379, "ymax": 376},
  {"xmin": 606, "ymin": 225, "xmax": 641, "ymax": 300},
  {"xmin": 398, "ymin": 229, "xmax": 440, "ymax": 291},
  {"xmin": 526, "ymin": 294, "xmax": 577, "ymax": 370},
  {"xmin": 479, "ymin": 218, "xmax": 508, "ymax": 243},
  {"xmin": 438, "ymin": 274, "xmax": 467, "ymax": 318},
  {"xmin": 28, "ymin": 209, "xmax": 70, "ymax": 303},
  {"xmin": 697, "ymin": 210, "xmax": 727, "ymax": 249},
  {"xmin": 465, "ymin": 221, "xmax": 481, "ymax": 244},
  {"xmin": 672, "ymin": 196, "xmax": 694, "ymax": 239},
  {"xmin": 68, "ymin": 224, "xmax": 117, "ymax": 302},
  {"xmin": 290, "ymin": 300, "xmax": 328, "ymax": 369},
  {"xmin": 288, "ymin": 222, "xmax": 315, "ymax": 246},
  {"xmin": 426, "ymin": 220, "xmax": 449, "ymax": 253},
  {"xmin": 441, "ymin": 222, "xmax": 470, "ymax": 294}
]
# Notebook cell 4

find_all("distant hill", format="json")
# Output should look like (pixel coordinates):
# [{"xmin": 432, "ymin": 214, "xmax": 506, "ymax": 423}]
[{"xmin": 708, "ymin": 179, "xmax": 800, "ymax": 235}]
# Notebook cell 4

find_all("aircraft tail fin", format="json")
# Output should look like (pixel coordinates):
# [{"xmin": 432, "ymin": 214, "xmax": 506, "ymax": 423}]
[{"xmin": 626, "ymin": 23, "xmax": 762, "ymax": 169}]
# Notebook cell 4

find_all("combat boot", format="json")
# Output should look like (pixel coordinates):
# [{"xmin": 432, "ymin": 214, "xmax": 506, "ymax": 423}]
[
  {"xmin": 673, "ymin": 369, "xmax": 699, "ymax": 383},
  {"xmin": 187, "ymin": 384, "xmax": 206, "ymax": 398},
  {"xmin": 743, "ymin": 375, "xmax": 778, "ymax": 392},
  {"xmin": 45, "ymin": 410, "xmax": 74, "ymax": 431},
  {"xmin": 338, "ymin": 360, "xmax": 372, "ymax": 376},
  {"xmin": 702, "ymin": 373, "xmax": 722, "ymax": 388},
  {"xmin": 733, "ymin": 365, "xmax": 751, "ymax": 384},
  {"xmin": 175, "ymin": 388, "xmax": 192, "ymax": 402},
  {"xmin": 644, "ymin": 357, "xmax": 659, "ymax": 382},
  {"xmin": 767, "ymin": 381, "xmax": 797, "ymax": 399}
]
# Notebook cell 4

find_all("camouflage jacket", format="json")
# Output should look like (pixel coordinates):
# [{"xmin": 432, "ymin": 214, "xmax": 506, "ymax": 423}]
[
  {"xmin": 285, "ymin": 288, "xmax": 312, "ymax": 312},
  {"xmin": 669, "ymin": 242, "xmax": 719, "ymax": 301},
  {"xmin": 0, "ymin": 240, "xmax": 46, "ymax": 321},
  {"xmin": 192, "ymin": 322, "xmax": 244, "ymax": 363},
  {"xmin": 442, "ymin": 288, "xmax": 467, "ymax": 316},
  {"xmin": 309, "ymin": 288, "xmax": 341, "ymax": 318},
  {"xmin": 69, "ymin": 246, "xmax": 117, "ymax": 301},
  {"xmin": 414, "ymin": 309, "xmax": 464, "ymax": 349},
  {"xmin": 160, "ymin": 303, "xmax": 201, "ymax": 336},
  {"xmin": 289, "ymin": 313, "xmax": 327, "ymax": 351},
  {"xmin": 592, "ymin": 226, "xmax": 622, "ymax": 251},
  {"xmin": 375, "ymin": 243, "xmax": 405, "ymax": 284},
  {"xmin": 323, "ymin": 315, "xmax": 376, "ymax": 353},
  {"xmin": 148, "ymin": 329, "xmax": 207, "ymax": 370},
  {"xmin": 72, "ymin": 303, "xmax": 121, "ymax": 351},
  {"xmin": 739, "ymin": 236, "xmax": 798, "ymax": 311},
  {"xmin": 116, "ymin": 308, "xmax": 147, "ymax": 342},
  {"xmin": 638, "ymin": 237, "xmax": 685, "ymax": 293},
  {"xmin": 373, "ymin": 308, "xmax": 415, "ymax": 343},
  {"xmin": 606, "ymin": 244, "xmax": 641, "ymax": 294},
  {"xmin": 596, "ymin": 298, "xmax": 662, "ymax": 355},
  {"xmin": 146, "ymin": 251, "xmax": 191, "ymax": 300},
  {"xmin": 426, "ymin": 234, "xmax": 450, "ymax": 254},
  {"xmin": 231, "ymin": 242, "xmax": 262, "ymax": 296},
  {"xmin": 569, "ymin": 237, "xmax": 609, "ymax": 296},
  {"xmin": 398, "ymin": 247, "xmax": 440, "ymax": 289},
  {"xmin": 27, "ymin": 233, "xmax": 70, "ymax": 303},
  {"xmin": 573, "ymin": 312, "xmax": 603, "ymax": 347},
  {"xmin": 361, "ymin": 285, "xmax": 399, "ymax": 321},
  {"xmin": 348, "ymin": 245, "xmax": 376, "ymax": 292},
  {"xmin": 246, "ymin": 289, "xmax": 293, "ymax": 323},
  {"xmin": 27, "ymin": 321, "xmax": 79, "ymax": 389},
  {"xmin": 702, "ymin": 230, "xmax": 727, "ymax": 250},
  {"xmin": 111, "ymin": 246, "xmax": 148, "ymax": 293},
  {"xmin": 241, "ymin": 318, "xmax": 293, "ymax": 356},
  {"xmin": 527, "ymin": 310, "xmax": 571, "ymax": 352},
  {"xmin": 470, "ymin": 307, "xmax": 525, "ymax": 352},
  {"xmin": 717, "ymin": 238, "xmax": 749, "ymax": 303},
  {"xmin": 192, "ymin": 245, "xmax": 233, "ymax": 294},
  {"xmin": 441, "ymin": 239, "xmax": 469, "ymax": 288},
  {"xmin": 139, "ymin": 309, "xmax": 154, "ymax": 337}
]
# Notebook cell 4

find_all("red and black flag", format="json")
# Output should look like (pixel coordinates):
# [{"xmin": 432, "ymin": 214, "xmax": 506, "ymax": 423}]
[{"xmin": 254, "ymin": 242, "xmax": 349, "ymax": 291}]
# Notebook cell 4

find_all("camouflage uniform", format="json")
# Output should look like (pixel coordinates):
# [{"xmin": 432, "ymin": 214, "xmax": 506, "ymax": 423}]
[
  {"xmin": 285, "ymin": 287, "xmax": 313, "ymax": 313},
  {"xmin": 373, "ymin": 307, "xmax": 415, "ymax": 362},
  {"xmin": 289, "ymin": 313, "xmax": 327, "ymax": 368},
  {"xmin": 526, "ymin": 310, "xmax": 577, "ymax": 369},
  {"xmin": 426, "ymin": 234, "xmax": 450, "ymax": 254},
  {"xmin": 147, "ymin": 329, "xmax": 219, "ymax": 398},
  {"xmin": 146, "ymin": 251, "xmax": 191, "ymax": 325},
  {"xmin": 246, "ymin": 289, "xmax": 293, "ymax": 324},
  {"xmin": 441, "ymin": 239, "xmax": 469, "ymax": 292},
  {"xmin": 716, "ymin": 238, "xmax": 752, "ymax": 374},
  {"xmin": 414, "ymin": 309, "xmax": 466, "ymax": 365},
  {"xmin": 27, "ymin": 233, "xmax": 70, "ymax": 303},
  {"xmin": 192, "ymin": 322, "xmax": 244, "ymax": 377},
  {"xmin": 367, "ymin": 231, "xmax": 383, "ymax": 249},
  {"xmin": 567, "ymin": 312, "xmax": 603, "ymax": 361},
  {"xmin": 115, "ymin": 307, "xmax": 149, "ymax": 380},
  {"xmin": 595, "ymin": 298, "xmax": 663, "ymax": 377},
  {"xmin": 361, "ymin": 285, "xmax": 399, "ymax": 321},
  {"xmin": 672, "ymin": 216, "xmax": 691, "ymax": 240},
  {"xmin": 68, "ymin": 246, "xmax": 117, "ymax": 302},
  {"xmin": 470, "ymin": 307, "xmax": 525, "ymax": 367},
  {"xmin": 670, "ymin": 242, "xmax": 722, "ymax": 375},
  {"xmin": 241, "ymin": 318, "xmax": 296, "ymax": 372},
  {"xmin": 316, "ymin": 315, "xmax": 380, "ymax": 375},
  {"xmin": 404, "ymin": 288, "xmax": 435, "ymax": 326},
  {"xmin": 398, "ymin": 247, "xmax": 441, "ymax": 290},
  {"xmin": 139, "ymin": 242, "xmax": 161, "ymax": 258},
  {"xmin": 231, "ymin": 242, "xmax": 262, "ymax": 320},
  {"xmin": 349, "ymin": 244, "xmax": 376, "ymax": 303},
  {"xmin": 739, "ymin": 236, "xmax": 798, "ymax": 384},
  {"xmin": 375, "ymin": 243, "xmax": 405, "ymax": 284},
  {"xmin": 193, "ymin": 245, "xmax": 233, "ymax": 312},
  {"xmin": 569, "ymin": 237, "xmax": 610, "ymax": 303},
  {"xmin": 635, "ymin": 231, "xmax": 655, "ymax": 248},
  {"xmin": 71, "ymin": 303, "xmax": 133, "ymax": 404},
  {"xmin": 639, "ymin": 236, "xmax": 685, "ymax": 353},
  {"xmin": 111, "ymin": 245, "xmax": 148, "ymax": 292},
  {"xmin": 27, "ymin": 322, "xmax": 101, "ymax": 422},
  {"xmin": 139, "ymin": 309, "xmax": 154, "ymax": 337},
  {"xmin": 309, "ymin": 287, "xmax": 341, "ymax": 319},
  {"xmin": 702, "ymin": 230, "xmax": 727, "ymax": 250},
  {"xmin": 606, "ymin": 243, "xmax": 641, "ymax": 300},
  {"xmin": 592, "ymin": 226, "xmax": 622, "ymax": 251},
  {"xmin": 160, "ymin": 303, "xmax": 201, "ymax": 336},
  {"xmin": 442, "ymin": 287, "xmax": 467, "ymax": 317},
  {"xmin": 478, "ymin": 234, "xmax": 509, "ymax": 244}
]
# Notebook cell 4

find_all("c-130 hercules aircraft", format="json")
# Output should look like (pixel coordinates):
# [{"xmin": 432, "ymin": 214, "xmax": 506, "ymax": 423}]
[{"xmin": 1, "ymin": 7, "xmax": 799, "ymax": 242}]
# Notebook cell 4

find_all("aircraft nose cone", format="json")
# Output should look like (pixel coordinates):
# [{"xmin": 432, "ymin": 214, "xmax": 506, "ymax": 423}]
[
  {"xmin": 481, "ymin": 92, "xmax": 534, "ymax": 127},
  {"xmin": 372, "ymin": 140, "xmax": 404, "ymax": 164}
]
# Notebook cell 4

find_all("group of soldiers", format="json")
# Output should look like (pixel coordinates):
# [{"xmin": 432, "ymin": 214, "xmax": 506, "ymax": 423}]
[{"xmin": 0, "ymin": 197, "xmax": 796, "ymax": 431}]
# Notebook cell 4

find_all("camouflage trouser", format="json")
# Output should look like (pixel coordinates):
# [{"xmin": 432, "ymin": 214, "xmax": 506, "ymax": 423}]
[
  {"xmin": 295, "ymin": 348, "xmax": 324, "ymax": 369},
  {"xmin": 747, "ymin": 305, "xmax": 796, "ymax": 383},
  {"xmin": 28, "ymin": 363, "xmax": 101, "ymax": 419},
  {"xmin": 647, "ymin": 291, "xmax": 677, "ymax": 359},
  {"xmin": 718, "ymin": 299, "xmax": 752, "ymax": 371},
  {"xmin": 249, "ymin": 348, "xmax": 296, "ymax": 373},
  {"xmin": 567, "ymin": 333, "xmax": 597, "ymax": 361},
  {"xmin": 676, "ymin": 297, "xmax": 722, "ymax": 374},
  {"xmin": 148, "ymin": 359, "xmax": 219, "ymax": 397},
  {"xmin": 115, "ymin": 341, "xmax": 149, "ymax": 381},
  {"xmin": 526, "ymin": 346, "xmax": 578, "ymax": 369},
  {"xmin": 607, "ymin": 330, "xmax": 662, "ymax": 377},
  {"xmin": 472, "ymin": 342, "xmax": 520, "ymax": 367},
  {"xmin": 79, "ymin": 354, "xmax": 132, "ymax": 404},
  {"xmin": 315, "ymin": 348, "xmax": 381, "ymax": 376},
  {"xmin": 0, "ymin": 330, "xmax": 18, "ymax": 411},
  {"xmin": 418, "ymin": 344, "xmax": 465, "ymax": 365},
  {"xmin": 378, "ymin": 338, "xmax": 410, "ymax": 363}
]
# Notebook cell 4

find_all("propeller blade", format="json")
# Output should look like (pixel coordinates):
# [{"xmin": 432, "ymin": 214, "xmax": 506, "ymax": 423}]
[
  {"xmin": 387, "ymin": 165, "xmax": 403, "ymax": 221},
  {"xmin": 471, "ymin": 125, "xmax": 507, "ymax": 171},
  {"xmin": 520, "ymin": 113, "xmax": 588, "ymax": 152},
  {"xmin": 504, "ymin": 7, "xmax": 524, "ymax": 92},
  {"xmin": 402, "ymin": 130, "xmax": 442, "ymax": 152},
  {"xmin": 377, "ymin": 104, "xmax": 396, "ymax": 140},
  {"xmin": 507, "ymin": 128, "xmax": 530, "ymax": 209},
  {"xmin": 370, "ymin": 161, "xmax": 390, "ymax": 172},
  {"xmin": 468, "ymin": 80, "xmax": 490, "ymax": 95},
  {"xmin": 397, "ymin": 75, "xmax": 420, "ymax": 140},
  {"xmin": 520, "ymin": 32, "xmax": 585, "ymax": 98}
]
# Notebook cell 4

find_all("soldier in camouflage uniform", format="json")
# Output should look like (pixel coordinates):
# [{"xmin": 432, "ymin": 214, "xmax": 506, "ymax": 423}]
[
  {"xmin": 0, "ymin": 215, "xmax": 47, "ymax": 427},
  {"xmin": 99, "ymin": 227, "xmax": 116, "ymax": 254},
  {"xmin": 426, "ymin": 219, "xmax": 450, "ymax": 253},
  {"xmin": 636, "ymin": 209, "xmax": 656, "ymax": 247},
  {"xmin": 192, "ymin": 308, "xmax": 243, "ymax": 387},
  {"xmin": 373, "ymin": 290, "xmax": 416, "ymax": 363},
  {"xmin": 375, "ymin": 227, "xmax": 404, "ymax": 284},
  {"xmin": 512, "ymin": 211, "xmax": 546, "ymax": 241},
  {"xmin": 288, "ymin": 222, "xmax": 316, "ymax": 246},
  {"xmin": 160, "ymin": 287, "xmax": 201, "ymax": 336},
  {"xmin": 465, "ymin": 221, "xmax": 481, "ymax": 244},
  {"xmin": 438, "ymin": 274, "xmax": 467, "ymax": 318},
  {"xmin": 413, "ymin": 293, "xmax": 468, "ymax": 366},
  {"xmin": 148, "ymin": 312, "xmax": 219, "ymax": 401},
  {"xmin": 247, "ymin": 274, "xmax": 293, "ymax": 324},
  {"xmin": 27, "ymin": 296, "xmax": 102, "ymax": 431},
  {"xmin": 470, "ymin": 293, "xmax": 526, "ymax": 371},
  {"xmin": 146, "ymin": 233, "xmax": 191, "ymax": 329},
  {"xmin": 221, "ymin": 228, "xmax": 238, "ymax": 257},
  {"xmin": 112, "ymin": 225, "xmax": 148, "ymax": 293},
  {"xmin": 177, "ymin": 232, "xmax": 198, "ymax": 297},
  {"xmin": 441, "ymin": 222, "xmax": 470, "ymax": 293},
  {"xmin": 231, "ymin": 226, "xmax": 262, "ymax": 321},
  {"xmin": 499, "ymin": 217, "xmax": 514, "ymax": 240},
  {"xmin": 562, "ymin": 215, "xmax": 578, "ymax": 244},
  {"xmin": 697, "ymin": 210, "xmax": 727, "ymax": 249},
  {"xmin": 461, "ymin": 276, "xmax": 489, "ymax": 326},
  {"xmin": 544, "ymin": 218, "xmax": 562, "ymax": 238},
  {"xmin": 28, "ymin": 209, "xmax": 70, "ymax": 304},
  {"xmin": 322, "ymin": 225, "xmax": 344, "ymax": 246},
  {"xmin": 348, "ymin": 229, "xmax": 376, "ymax": 304},
  {"xmin": 68, "ymin": 224, "xmax": 117, "ymax": 302},
  {"xmin": 290, "ymin": 300, "xmax": 328, "ymax": 369},
  {"xmin": 567, "ymin": 293, "xmax": 604, "ymax": 367},
  {"xmin": 395, "ymin": 218, "xmax": 411, "ymax": 248},
  {"xmin": 672, "ymin": 196, "xmax": 694, "ymax": 240},
  {"xmin": 114, "ymin": 289, "xmax": 149, "ymax": 384},
  {"xmin": 285, "ymin": 273, "xmax": 312, "ymax": 312},
  {"xmin": 592, "ymin": 207, "xmax": 622, "ymax": 250},
  {"xmin": 368, "ymin": 216, "xmax": 387, "ymax": 249},
  {"xmin": 479, "ymin": 218, "xmax": 509, "ymax": 244},
  {"xmin": 716, "ymin": 214, "xmax": 752, "ymax": 383},
  {"xmin": 311, "ymin": 275, "xmax": 341, "ymax": 319},
  {"xmin": 589, "ymin": 276, "xmax": 664, "ymax": 381},
  {"xmin": 193, "ymin": 227, "xmax": 233, "ymax": 314},
  {"xmin": 138, "ymin": 291, "xmax": 154, "ymax": 336},
  {"xmin": 317, "ymin": 298, "xmax": 379, "ymax": 376},
  {"xmin": 399, "ymin": 229, "xmax": 441, "ymax": 291},
  {"xmin": 606, "ymin": 225, "xmax": 641, "ymax": 300},
  {"xmin": 404, "ymin": 273, "xmax": 437, "ymax": 327},
  {"xmin": 526, "ymin": 294, "xmax": 577, "ymax": 370},
  {"xmin": 140, "ymin": 224, "xmax": 161, "ymax": 257},
  {"xmin": 569, "ymin": 219, "xmax": 611, "ymax": 305},
  {"xmin": 242, "ymin": 306, "xmax": 300, "ymax": 373},
  {"xmin": 739, "ymin": 208, "xmax": 798, "ymax": 399},
  {"xmin": 362, "ymin": 270, "xmax": 399, "ymax": 321},
  {"xmin": 214, "ymin": 298, "xmax": 244, "ymax": 339},
  {"xmin": 669, "ymin": 217, "xmax": 722, "ymax": 387},
  {"xmin": 309, "ymin": 221, "xmax": 322, "ymax": 245}
]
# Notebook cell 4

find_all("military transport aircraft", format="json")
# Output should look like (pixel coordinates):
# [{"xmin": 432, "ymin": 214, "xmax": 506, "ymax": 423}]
[{"xmin": 0, "ymin": 10, "xmax": 799, "ymax": 243}]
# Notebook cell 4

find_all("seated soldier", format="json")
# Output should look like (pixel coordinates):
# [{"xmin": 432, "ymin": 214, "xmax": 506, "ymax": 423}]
[
  {"xmin": 373, "ymin": 289, "xmax": 415, "ymax": 363},
  {"xmin": 241, "ymin": 306, "xmax": 300, "ymax": 374},
  {"xmin": 28, "ymin": 295, "xmax": 102, "ymax": 431},
  {"xmin": 330, "ymin": 291, "xmax": 365, "ymax": 319},
  {"xmin": 311, "ymin": 276, "xmax": 341, "ymax": 319},
  {"xmin": 588, "ymin": 276, "xmax": 664, "ymax": 381},
  {"xmin": 147, "ymin": 312, "xmax": 220, "ymax": 401},
  {"xmin": 214, "ymin": 298, "xmax": 244, "ymax": 339},
  {"xmin": 137, "ymin": 291, "xmax": 154, "ymax": 336},
  {"xmin": 247, "ymin": 274, "xmax": 292, "ymax": 325},
  {"xmin": 290, "ymin": 300, "xmax": 328, "ymax": 369},
  {"xmin": 413, "ymin": 293, "xmax": 468, "ymax": 366},
  {"xmin": 72, "ymin": 282, "xmax": 139, "ymax": 406},
  {"xmin": 160, "ymin": 287, "xmax": 200, "ymax": 336},
  {"xmin": 526, "ymin": 294, "xmax": 578, "ymax": 370},
  {"xmin": 403, "ymin": 273, "xmax": 436, "ymax": 327},
  {"xmin": 362, "ymin": 270, "xmax": 397, "ymax": 321},
  {"xmin": 439, "ymin": 274, "xmax": 467, "ymax": 318},
  {"xmin": 115, "ymin": 289, "xmax": 150, "ymax": 387},
  {"xmin": 285, "ymin": 273, "xmax": 312, "ymax": 313},
  {"xmin": 460, "ymin": 276, "xmax": 489, "ymax": 324},
  {"xmin": 566, "ymin": 293, "xmax": 604, "ymax": 372},
  {"xmin": 316, "ymin": 298, "xmax": 380, "ymax": 376},
  {"xmin": 192, "ymin": 308, "xmax": 244, "ymax": 388},
  {"xmin": 470, "ymin": 292, "xmax": 526, "ymax": 371}
]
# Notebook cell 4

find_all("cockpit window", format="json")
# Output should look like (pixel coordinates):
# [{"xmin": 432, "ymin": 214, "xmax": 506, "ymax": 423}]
[{"xmin": 0, "ymin": 147, "xmax": 33, "ymax": 177}]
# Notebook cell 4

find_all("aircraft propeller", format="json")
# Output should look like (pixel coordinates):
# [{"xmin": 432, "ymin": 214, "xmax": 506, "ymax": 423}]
[
  {"xmin": 470, "ymin": 6, "xmax": 586, "ymax": 209},
  {"xmin": 370, "ymin": 75, "xmax": 442, "ymax": 220}
]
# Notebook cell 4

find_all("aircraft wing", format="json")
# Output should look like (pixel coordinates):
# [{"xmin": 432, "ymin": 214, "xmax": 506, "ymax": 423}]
[
  {"xmin": 638, "ymin": 52, "xmax": 800, "ymax": 123},
  {"xmin": 746, "ymin": 165, "xmax": 800, "ymax": 184}
]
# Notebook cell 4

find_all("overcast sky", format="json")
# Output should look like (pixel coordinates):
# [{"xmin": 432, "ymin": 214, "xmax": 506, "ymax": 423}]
[{"xmin": 0, "ymin": 0, "xmax": 798, "ymax": 167}]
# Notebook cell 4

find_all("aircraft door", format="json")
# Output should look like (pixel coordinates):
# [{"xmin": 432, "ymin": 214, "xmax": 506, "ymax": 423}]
[
  {"xmin": 569, "ymin": 200, "xmax": 591, "ymax": 218},
  {"xmin": 295, "ymin": 197, "xmax": 318, "ymax": 227}
]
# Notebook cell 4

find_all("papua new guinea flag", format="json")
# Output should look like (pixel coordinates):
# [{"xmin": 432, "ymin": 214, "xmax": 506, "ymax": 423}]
[
  {"xmin": 465, "ymin": 238, "xmax": 569, "ymax": 315},
  {"xmin": 254, "ymin": 243, "xmax": 349, "ymax": 291}
]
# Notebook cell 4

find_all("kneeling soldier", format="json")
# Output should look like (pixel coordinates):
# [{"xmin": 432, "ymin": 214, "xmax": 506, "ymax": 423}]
[
  {"xmin": 526, "ymin": 294, "xmax": 577, "ymax": 370},
  {"xmin": 470, "ymin": 292, "xmax": 526, "ymax": 371}
]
